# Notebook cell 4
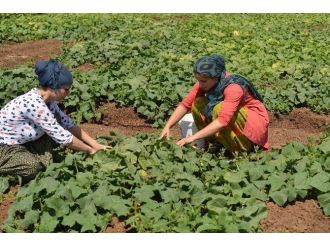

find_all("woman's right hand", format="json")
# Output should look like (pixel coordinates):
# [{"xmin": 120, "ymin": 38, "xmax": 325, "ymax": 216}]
[
  {"xmin": 87, "ymin": 145, "xmax": 111, "ymax": 155},
  {"xmin": 160, "ymin": 127, "xmax": 170, "ymax": 140},
  {"xmin": 87, "ymin": 147, "xmax": 97, "ymax": 155}
]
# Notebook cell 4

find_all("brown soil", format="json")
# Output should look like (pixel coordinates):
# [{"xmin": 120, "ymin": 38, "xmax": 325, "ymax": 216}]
[
  {"xmin": 1, "ymin": 39, "xmax": 330, "ymax": 233},
  {"xmin": 80, "ymin": 102, "xmax": 182, "ymax": 140},
  {"xmin": 77, "ymin": 63, "xmax": 94, "ymax": 72},
  {"xmin": 260, "ymin": 200, "xmax": 330, "ymax": 232},
  {"xmin": 105, "ymin": 217, "xmax": 127, "ymax": 233},
  {"xmin": 269, "ymin": 108, "xmax": 330, "ymax": 148},
  {"xmin": 313, "ymin": 23, "xmax": 327, "ymax": 30},
  {"xmin": 0, "ymin": 186, "xmax": 18, "ymax": 231},
  {"xmin": 81, "ymin": 104, "xmax": 330, "ymax": 150},
  {"xmin": 0, "ymin": 39, "xmax": 62, "ymax": 68}
]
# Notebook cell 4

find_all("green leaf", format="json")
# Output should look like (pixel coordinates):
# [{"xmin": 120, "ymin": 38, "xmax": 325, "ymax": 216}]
[
  {"xmin": 318, "ymin": 140, "xmax": 330, "ymax": 154},
  {"xmin": 92, "ymin": 184, "xmax": 113, "ymax": 204},
  {"xmin": 75, "ymin": 211, "xmax": 97, "ymax": 232},
  {"xmin": 38, "ymin": 212, "xmax": 58, "ymax": 232},
  {"xmin": 62, "ymin": 211, "xmax": 79, "ymax": 227},
  {"xmin": 121, "ymin": 138, "xmax": 142, "ymax": 152},
  {"xmin": 268, "ymin": 174, "xmax": 286, "ymax": 192},
  {"xmin": 174, "ymin": 148, "xmax": 184, "ymax": 160},
  {"xmin": 64, "ymin": 154, "xmax": 74, "ymax": 166},
  {"xmin": 17, "ymin": 210, "xmax": 40, "ymax": 229},
  {"xmin": 160, "ymin": 188, "xmax": 180, "ymax": 203},
  {"xmin": 224, "ymin": 172, "xmax": 243, "ymax": 183},
  {"xmin": 317, "ymin": 193, "xmax": 330, "ymax": 216},
  {"xmin": 108, "ymin": 195, "xmax": 131, "ymax": 216},
  {"xmin": 238, "ymin": 205, "xmax": 260, "ymax": 218},
  {"xmin": 296, "ymin": 189, "xmax": 308, "ymax": 199},
  {"xmin": 138, "ymin": 153, "xmax": 154, "ymax": 170},
  {"xmin": 248, "ymin": 167, "xmax": 263, "ymax": 181},
  {"xmin": 293, "ymin": 172, "xmax": 310, "ymax": 190},
  {"xmin": 123, "ymin": 152, "xmax": 137, "ymax": 164},
  {"xmin": 196, "ymin": 223, "xmax": 219, "ymax": 233},
  {"xmin": 141, "ymin": 203, "xmax": 163, "ymax": 221},
  {"xmin": 36, "ymin": 177, "xmax": 60, "ymax": 194},
  {"xmin": 269, "ymin": 190, "xmax": 288, "ymax": 206},
  {"xmin": 294, "ymin": 157, "xmax": 309, "ymax": 172},
  {"xmin": 13, "ymin": 195, "xmax": 34, "ymax": 212},
  {"xmin": 253, "ymin": 180, "xmax": 267, "ymax": 190},
  {"xmin": 100, "ymin": 159, "xmax": 121, "ymax": 172},
  {"xmin": 44, "ymin": 197, "xmax": 70, "ymax": 217},
  {"xmin": 190, "ymin": 191, "xmax": 210, "ymax": 206},
  {"xmin": 286, "ymin": 186, "xmax": 298, "ymax": 202},
  {"xmin": 243, "ymin": 184, "xmax": 268, "ymax": 201},
  {"xmin": 0, "ymin": 177, "xmax": 10, "ymax": 194},
  {"xmin": 321, "ymin": 203, "xmax": 330, "ymax": 216},
  {"xmin": 207, "ymin": 195, "xmax": 228, "ymax": 214},
  {"xmin": 310, "ymin": 172, "xmax": 330, "ymax": 192},
  {"xmin": 134, "ymin": 185, "xmax": 155, "ymax": 203},
  {"xmin": 317, "ymin": 192, "xmax": 330, "ymax": 205},
  {"xmin": 70, "ymin": 184, "xmax": 88, "ymax": 199},
  {"xmin": 76, "ymin": 172, "xmax": 92, "ymax": 187}
]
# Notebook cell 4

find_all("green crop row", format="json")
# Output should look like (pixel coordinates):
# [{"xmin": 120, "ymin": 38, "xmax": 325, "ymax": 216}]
[
  {"xmin": 2, "ymin": 128, "xmax": 330, "ymax": 232},
  {"xmin": 1, "ymin": 14, "xmax": 329, "ymax": 127}
]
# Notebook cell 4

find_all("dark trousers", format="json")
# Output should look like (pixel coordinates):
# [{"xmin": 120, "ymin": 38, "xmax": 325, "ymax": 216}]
[{"xmin": 0, "ymin": 135, "xmax": 58, "ymax": 181}]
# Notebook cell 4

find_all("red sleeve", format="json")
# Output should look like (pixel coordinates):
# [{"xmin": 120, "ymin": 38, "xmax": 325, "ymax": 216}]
[
  {"xmin": 217, "ymin": 84, "xmax": 244, "ymax": 126},
  {"xmin": 180, "ymin": 82, "xmax": 204, "ymax": 110}
]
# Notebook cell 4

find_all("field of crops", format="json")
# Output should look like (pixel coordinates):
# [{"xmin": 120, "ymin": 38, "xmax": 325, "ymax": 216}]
[{"xmin": 0, "ymin": 14, "xmax": 329, "ymax": 233}]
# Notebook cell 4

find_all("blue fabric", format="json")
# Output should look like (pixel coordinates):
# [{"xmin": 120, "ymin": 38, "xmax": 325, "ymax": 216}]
[
  {"xmin": 35, "ymin": 59, "xmax": 73, "ymax": 89},
  {"xmin": 204, "ymin": 74, "xmax": 264, "ymax": 120},
  {"xmin": 193, "ymin": 54, "xmax": 225, "ymax": 78}
]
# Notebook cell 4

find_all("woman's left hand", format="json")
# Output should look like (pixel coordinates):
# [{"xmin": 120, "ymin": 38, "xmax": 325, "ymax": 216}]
[
  {"xmin": 92, "ymin": 143, "xmax": 112, "ymax": 152},
  {"xmin": 176, "ymin": 136, "xmax": 196, "ymax": 147}
]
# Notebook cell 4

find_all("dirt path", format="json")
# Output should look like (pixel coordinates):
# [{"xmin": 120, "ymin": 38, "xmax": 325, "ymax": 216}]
[
  {"xmin": 260, "ymin": 200, "xmax": 330, "ymax": 232},
  {"xmin": 80, "ymin": 103, "xmax": 330, "ymax": 149},
  {"xmin": 0, "ymin": 186, "xmax": 18, "ymax": 230},
  {"xmin": 1, "ymin": 39, "xmax": 330, "ymax": 233},
  {"xmin": 0, "ymin": 39, "xmax": 62, "ymax": 68}
]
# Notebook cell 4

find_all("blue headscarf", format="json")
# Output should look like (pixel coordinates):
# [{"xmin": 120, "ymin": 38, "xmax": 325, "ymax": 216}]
[
  {"xmin": 193, "ymin": 54, "xmax": 225, "ymax": 78},
  {"xmin": 193, "ymin": 54, "xmax": 263, "ymax": 120},
  {"xmin": 35, "ymin": 59, "xmax": 73, "ymax": 89}
]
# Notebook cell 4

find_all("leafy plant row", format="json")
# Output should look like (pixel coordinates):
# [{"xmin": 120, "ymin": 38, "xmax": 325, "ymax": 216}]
[
  {"xmin": 2, "ymin": 128, "xmax": 330, "ymax": 233},
  {"xmin": 1, "ymin": 64, "xmax": 329, "ymax": 128},
  {"xmin": 1, "ymin": 14, "xmax": 329, "ymax": 127}
]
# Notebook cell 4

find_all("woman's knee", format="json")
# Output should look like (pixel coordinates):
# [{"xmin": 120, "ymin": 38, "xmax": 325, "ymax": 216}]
[
  {"xmin": 21, "ymin": 162, "xmax": 45, "ymax": 181},
  {"xmin": 0, "ymin": 151, "xmax": 45, "ymax": 181}
]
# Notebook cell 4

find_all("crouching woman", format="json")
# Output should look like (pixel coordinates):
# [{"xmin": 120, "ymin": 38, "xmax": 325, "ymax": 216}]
[
  {"xmin": 161, "ymin": 54, "xmax": 269, "ymax": 153},
  {"xmin": 0, "ymin": 59, "xmax": 111, "ymax": 181}
]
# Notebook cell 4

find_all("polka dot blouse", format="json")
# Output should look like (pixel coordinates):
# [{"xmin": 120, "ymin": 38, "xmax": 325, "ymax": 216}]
[{"xmin": 0, "ymin": 88, "xmax": 74, "ymax": 145}]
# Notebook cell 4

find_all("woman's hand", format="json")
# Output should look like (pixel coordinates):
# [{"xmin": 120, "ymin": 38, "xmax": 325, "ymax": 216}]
[
  {"xmin": 176, "ymin": 135, "xmax": 196, "ymax": 147},
  {"xmin": 160, "ymin": 127, "xmax": 171, "ymax": 140},
  {"xmin": 87, "ymin": 143, "xmax": 112, "ymax": 155},
  {"xmin": 92, "ymin": 142, "xmax": 112, "ymax": 152}
]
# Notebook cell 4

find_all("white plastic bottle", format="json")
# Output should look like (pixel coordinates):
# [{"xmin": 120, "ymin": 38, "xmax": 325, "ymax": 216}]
[{"xmin": 178, "ymin": 113, "xmax": 205, "ymax": 148}]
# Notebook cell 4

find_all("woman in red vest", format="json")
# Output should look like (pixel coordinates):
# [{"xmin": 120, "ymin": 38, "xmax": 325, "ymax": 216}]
[{"xmin": 160, "ymin": 54, "xmax": 269, "ymax": 153}]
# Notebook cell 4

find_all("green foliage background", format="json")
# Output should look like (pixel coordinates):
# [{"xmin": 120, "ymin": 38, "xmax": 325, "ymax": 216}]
[{"xmin": 0, "ymin": 14, "xmax": 329, "ymax": 126}]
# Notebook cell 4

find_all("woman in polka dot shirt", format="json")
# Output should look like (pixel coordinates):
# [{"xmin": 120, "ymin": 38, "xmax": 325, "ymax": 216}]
[{"xmin": 0, "ymin": 59, "xmax": 111, "ymax": 181}]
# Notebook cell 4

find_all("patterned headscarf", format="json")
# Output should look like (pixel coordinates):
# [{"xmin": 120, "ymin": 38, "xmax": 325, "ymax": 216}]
[
  {"xmin": 193, "ymin": 55, "xmax": 264, "ymax": 120},
  {"xmin": 193, "ymin": 54, "xmax": 226, "ymax": 78},
  {"xmin": 35, "ymin": 59, "xmax": 73, "ymax": 89}
]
